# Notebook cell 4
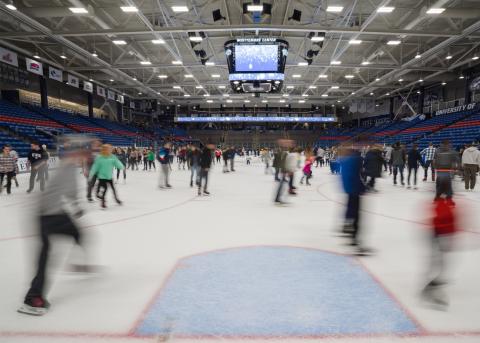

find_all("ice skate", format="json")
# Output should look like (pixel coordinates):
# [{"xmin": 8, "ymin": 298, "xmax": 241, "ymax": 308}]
[{"xmin": 18, "ymin": 297, "xmax": 50, "ymax": 316}]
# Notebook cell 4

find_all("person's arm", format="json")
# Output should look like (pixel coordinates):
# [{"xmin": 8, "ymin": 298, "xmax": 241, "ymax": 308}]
[{"xmin": 89, "ymin": 158, "xmax": 99, "ymax": 181}]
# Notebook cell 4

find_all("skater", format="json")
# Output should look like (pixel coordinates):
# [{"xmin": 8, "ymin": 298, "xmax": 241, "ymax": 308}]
[
  {"xmin": 274, "ymin": 140, "xmax": 291, "ymax": 205},
  {"xmin": 315, "ymin": 146, "xmax": 325, "ymax": 167},
  {"xmin": 188, "ymin": 146, "xmax": 201, "ymax": 187},
  {"xmin": 89, "ymin": 144, "xmax": 124, "ymax": 208},
  {"xmin": 215, "ymin": 148, "xmax": 222, "ymax": 164},
  {"xmin": 421, "ymin": 195, "xmax": 457, "ymax": 309},
  {"xmin": 198, "ymin": 144, "xmax": 213, "ymax": 195},
  {"xmin": 222, "ymin": 147, "xmax": 230, "ymax": 173},
  {"xmin": 392, "ymin": 142, "xmax": 406, "ymax": 186},
  {"xmin": 26, "ymin": 142, "xmax": 48, "ymax": 193},
  {"xmin": 273, "ymin": 148, "xmax": 282, "ymax": 181},
  {"xmin": 147, "ymin": 149, "xmax": 156, "ymax": 171},
  {"xmin": 461, "ymin": 143, "xmax": 480, "ymax": 191},
  {"xmin": 363, "ymin": 145, "xmax": 383, "ymax": 191},
  {"xmin": 300, "ymin": 155, "xmax": 313, "ymax": 185},
  {"xmin": 84, "ymin": 139, "xmax": 101, "ymax": 202},
  {"xmin": 340, "ymin": 147, "xmax": 369, "ymax": 253},
  {"xmin": 114, "ymin": 147, "xmax": 127, "ymax": 183},
  {"xmin": 42, "ymin": 144, "xmax": 50, "ymax": 181},
  {"xmin": 383, "ymin": 144, "xmax": 393, "ymax": 174},
  {"xmin": 421, "ymin": 142, "xmax": 436, "ymax": 182},
  {"xmin": 0, "ymin": 145, "xmax": 18, "ymax": 195},
  {"xmin": 158, "ymin": 142, "xmax": 172, "ymax": 188},
  {"xmin": 407, "ymin": 144, "xmax": 423, "ymax": 189},
  {"xmin": 18, "ymin": 137, "xmax": 90, "ymax": 316},
  {"xmin": 143, "ymin": 149, "xmax": 148, "ymax": 171},
  {"xmin": 433, "ymin": 140, "xmax": 459, "ymax": 200}
]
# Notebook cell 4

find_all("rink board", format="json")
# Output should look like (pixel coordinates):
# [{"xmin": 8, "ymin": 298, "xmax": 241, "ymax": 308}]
[{"xmin": 135, "ymin": 246, "xmax": 419, "ymax": 337}]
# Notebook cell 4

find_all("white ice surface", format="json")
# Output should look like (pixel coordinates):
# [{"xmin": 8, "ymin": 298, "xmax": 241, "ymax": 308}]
[{"xmin": 1, "ymin": 157, "xmax": 480, "ymax": 343}]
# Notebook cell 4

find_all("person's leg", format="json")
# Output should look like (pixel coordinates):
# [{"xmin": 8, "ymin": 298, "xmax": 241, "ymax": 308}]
[
  {"xmin": 28, "ymin": 169, "xmax": 38, "ymax": 191},
  {"xmin": 38, "ymin": 167, "xmax": 46, "ymax": 191},
  {"xmin": 274, "ymin": 167, "xmax": 280, "ymax": 181},
  {"xmin": 393, "ymin": 166, "xmax": 398, "ymax": 184},
  {"xmin": 97, "ymin": 179, "xmax": 108, "ymax": 207},
  {"xmin": 275, "ymin": 174, "xmax": 285, "ymax": 203},
  {"xmin": 464, "ymin": 165, "xmax": 471, "ymax": 190},
  {"xmin": 400, "ymin": 166, "xmax": 405, "ymax": 184},
  {"xmin": 424, "ymin": 161, "xmax": 429, "ymax": 180},
  {"xmin": 472, "ymin": 166, "xmax": 478, "ymax": 190},
  {"xmin": 6, "ymin": 172, "xmax": 12, "ymax": 194},
  {"xmin": 407, "ymin": 167, "xmax": 412, "ymax": 186},
  {"xmin": 203, "ymin": 170, "xmax": 209, "ymax": 192},
  {"xmin": 108, "ymin": 180, "xmax": 121, "ymax": 203},
  {"xmin": 351, "ymin": 195, "xmax": 361, "ymax": 245},
  {"xmin": 0, "ymin": 173, "xmax": 4, "ymax": 193},
  {"xmin": 117, "ymin": 168, "xmax": 120, "ymax": 180}
]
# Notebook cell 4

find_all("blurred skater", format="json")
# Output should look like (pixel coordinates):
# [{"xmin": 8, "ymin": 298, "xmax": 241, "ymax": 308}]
[
  {"xmin": 198, "ymin": 144, "xmax": 213, "ymax": 195},
  {"xmin": 158, "ymin": 143, "xmax": 172, "ymax": 188},
  {"xmin": 407, "ymin": 144, "xmax": 423, "ymax": 189},
  {"xmin": 26, "ymin": 142, "xmax": 48, "ymax": 193},
  {"xmin": 461, "ymin": 143, "xmax": 480, "ymax": 191},
  {"xmin": 433, "ymin": 140, "xmax": 458, "ymax": 200},
  {"xmin": 0, "ymin": 145, "xmax": 18, "ymax": 195},
  {"xmin": 363, "ymin": 145, "xmax": 383, "ymax": 191}
]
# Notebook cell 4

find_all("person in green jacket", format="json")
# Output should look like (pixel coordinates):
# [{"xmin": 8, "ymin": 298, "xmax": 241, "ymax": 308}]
[
  {"xmin": 89, "ymin": 144, "xmax": 124, "ymax": 208},
  {"xmin": 147, "ymin": 149, "xmax": 156, "ymax": 171}
]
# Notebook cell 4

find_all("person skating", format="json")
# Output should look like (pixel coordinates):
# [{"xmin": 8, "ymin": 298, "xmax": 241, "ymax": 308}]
[
  {"xmin": 300, "ymin": 156, "xmax": 313, "ymax": 186},
  {"xmin": 421, "ymin": 142, "xmax": 437, "ymax": 182},
  {"xmin": 407, "ymin": 144, "xmax": 423, "ymax": 189},
  {"xmin": 158, "ymin": 142, "xmax": 172, "ymax": 188},
  {"xmin": 84, "ymin": 139, "xmax": 101, "ymax": 202},
  {"xmin": 0, "ymin": 145, "xmax": 18, "ymax": 195},
  {"xmin": 188, "ymin": 146, "xmax": 201, "ymax": 187},
  {"xmin": 114, "ymin": 147, "xmax": 127, "ymax": 183},
  {"xmin": 198, "ymin": 144, "xmax": 213, "ymax": 195},
  {"xmin": 272, "ymin": 148, "xmax": 282, "ymax": 181},
  {"xmin": 18, "ymin": 137, "xmax": 90, "ymax": 316},
  {"xmin": 461, "ymin": 143, "xmax": 480, "ymax": 191},
  {"xmin": 274, "ymin": 142, "xmax": 290, "ymax": 205},
  {"xmin": 383, "ymin": 144, "xmax": 393, "ymax": 174},
  {"xmin": 89, "ymin": 144, "xmax": 124, "ymax": 208},
  {"xmin": 433, "ymin": 140, "xmax": 459, "ymax": 200},
  {"xmin": 222, "ymin": 147, "xmax": 230, "ymax": 173},
  {"xmin": 391, "ymin": 142, "xmax": 406, "ymax": 186},
  {"xmin": 363, "ymin": 145, "xmax": 383, "ymax": 191},
  {"xmin": 26, "ymin": 142, "xmax": 48, "ymax": 193}
]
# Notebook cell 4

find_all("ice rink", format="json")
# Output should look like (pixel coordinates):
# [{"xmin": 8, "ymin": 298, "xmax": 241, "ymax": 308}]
[{"xmin": 1, "ymin": 157, "xmax": 480, "ymax": 343}]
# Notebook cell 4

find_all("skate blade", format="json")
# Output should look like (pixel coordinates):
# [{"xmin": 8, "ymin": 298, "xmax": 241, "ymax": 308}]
[{"xmin": 17, "ymin": 304, "xmax": 48, "ymax": 316}]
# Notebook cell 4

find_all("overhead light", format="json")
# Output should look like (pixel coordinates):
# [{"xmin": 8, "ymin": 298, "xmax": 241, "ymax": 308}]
[
  {"xmin": 156, "ymin": 92, "xmax": 160, "ymax": 95},
  {"xmin": 398, "ymin": 78, "xmax": 404, "ymax": 82},
  {"xmin": 326, "ymin": 6, "xmax": 344, "ymax": 12},
  {"xmin": 302, "ymin": 94, "xmax": 309, "ymax": 97},
  {"xmin": 311, "ymin": 35, "xmax": 325, "ymax": 42},
  {"xmin": 247, "ymin": 4, "xmax": 264, "ymax": 11},
  {"xmin": 233, "ymin": 81, "xmax": 239, "ymax": 84},
  {"xmin": 206, "ymin": 100, "xmax": 213, "ymax": 103},
  {"xmin": 279, "ymin": 100, "xmax": 286, "ymax": 103},
  {"xmin": 189, "ymin": 36, "xmax": 203, "ymax": 42},
  {"xmin": 244, "ymin": 100, "xmax": 250, "ymax": 103},
  {"xmin": 286, "ymin": 85, "xmax": 294, "ymax": 89},
  {"xmin": 120, "ymin": 6, "xmax": 138, "ymax": 12},
  {"xmin": 387, "ymin": 40, "xmax": 401, "ymax": 45},
  {"xmin": 331, "ymin": 86, "xmax": 339, "ymax": 89},
  {"xmin": 370, "ymin": 92, "xmax": 374, "ymax": 95},
  {"xmin": 60, "ymin": 54, "xmax": 67, "ymax": 59},
  {"xmin": 69, "ymin": 7, "xmax": 88, "ymax": 14},
  {"xmin": 345, "ymin": 74, "xmax": 354, "ymax": 79},
  {"xmin": 415, "ymin": 53, "xmax": 422, "ymax": 59},
  {"xmin": 361, "ymin": 61, "xmax": 370, "ymax": 65},
  {"xmin": 472, "ymin": 55, "xmax": 479, "ymax": 60},
  {"xmin": 297, "ymin": 62, "xmax": 308, "ymax": 66},
  {"xmin": 195, "ymin": 85, "xmax": 203, "ymax": 89},
  {"xmin": 377, "ymin": 6, "xmax": 395, "ymax": 13},
  {"xmin": 330, "ymin": 60, "xmax": 342, "ymax": 65},
  {"xmin": 132, "ymin": 77, "xmax": 137, "ymax": 81},
  {"xmin": 218, "ymin": 85, "xmax": 226, "ymax": 89},
  {"xmin": 298, "ymin": 100, "xmax": 306, "ymax": 103},
  {"xmin": 158, "ymin": 74, "xmax": 168, "ymax": 79},
  {"xmin": 459, "ymin": 75, "xmax": 465, "ymax": 79},
  {"xmin": 446, "ymin": 54, "xmax": 452, "ymax": 60},
  {"xmin": 349, "ymin": 39, "xmax": 362, "ymax": 45},
  {"xmin": 113, "ymin": 40, "xmax": 127, "ymax": 45},
  {"xmin": 184, "ymin": 74, "xmax": 193, "ymax": 78},
  {"xmin": 204, "ymin": 93, "xmax": 211, "ymax": 97},
  {"xmin": 184, "ymin": 94, "xmax": 191, "ymax": 97},
  {"xmin": 426, "ymin": 7, "xmax": 445, "ymax": 14},
  {"xmin": 6, "ymin": 4, "xmax": 16, "ymax": 10},
  {"xmin": 375, "ymin": 78, "xmax": 380, "ymax": 81},
  {"xmin": 211, "ymin": 74, "xmax": 220, "ymax": 78},
  {"xmin": 417, "ymin": 91, "xmax": 421, "ymax": 94},
  {"xmin": 226, "ymin": 99, "xmax": 233, "ymax": 103},
  {"xmin": 172, "ymin": 60, "xmax": 183, "ymax": 65},
  {"xmin": 322, "ymin": 94, "xmax": 328, "ymax": 97},
  {"xmin": 442, "ymin": 82, "xmax": 447, "ymax": 86},
  {"xmin": 109, "ymin": 79, "xmax": 114, "ymax": 82},
  {"xmin": 152, "ymin": 39, "xmax": 165, "ymax": 44},
  {"xmin": 89, "ymin": 78, "xmax": 94, "ymax": 82},
  {"xmin": 33, "ymin": 54, "xmax": 40, "ymax": 59},
  {"xmin": 309, "ymin": 85, "xmax": 317, "ymax": 89},
  {"xmin": 419, "ymin": 79, "xmax": 424, "ymax": 82},
  {"xmin": 223, "ymin": 94, "xmax": 229, "ymax": 97},
  {"xmin": 337, "ymin": 100, "xmax": 341, "ymax": 103},
  {"xmin": 386, "ymin": 93, "xmax": 390, "ymax": 96},
  {"xmin": 351, "ymin": 92, "xmax": 355, "ymax": 95},
  {"xmin": 282, "ymin": 94, "xmax": 289, "ymax": 97},
  {"xmin": 140, "ymin": 61, "xmax": 152, "ymax": 65},
  {"xmin": 262, "ymin": 100, "xmax": 268, "ymax": 103},
  {"xmin": 172, "ymin": 5, "xmax": 189, "ymax": 12},
  {"xmin": 138, "ymin": 92, "xmax": 142, "ymax": 95},
  {"xmin": 205, "ymin": 61, "xmax": 215, "ymax": 66},
  {"xmin": 173, "ymin": 86, "xmax": 181, "ymax": 89},
  {"xmin": 292, "ymin": 74, "xmax": 302, "ymax": 78},
  {"xmin": 319, "ymin": 74, "xmax": 328, "ymax": 78},
  {"xmin": 91, "ymin": 51, "xmax": 98, "ymax": 57},
  {"xmin": 274, "ymin": 80, "xmax": 281, "ymax": 84}
]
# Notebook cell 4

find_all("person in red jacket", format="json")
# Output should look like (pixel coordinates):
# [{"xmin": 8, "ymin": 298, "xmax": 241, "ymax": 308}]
[{"xmin": 422, "ymin": 196, "xmax": 457, "ymax": 308}]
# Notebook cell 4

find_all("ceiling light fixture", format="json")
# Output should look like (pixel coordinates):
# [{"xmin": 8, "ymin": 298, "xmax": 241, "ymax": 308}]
[
  {"xmin": 419, "ymin": 79, "xmax": 424, "ymax": 82},
  {"xmin": 172, "ymin": 60, "xmax": 183, "ymax": 65},
  {"xmin": 189, "ymin": 36, "xmax": 203, "ymax": 42},
  {"xmin": 69, "ymin": 7, "xmax": 88, "ymax": 14},
  {"xmin": 195, "ymin": 85, "xmax": 203, "ymax": 89},
  {"xmin": 361, "ymin": 61, "xmax": 370, "ymax": 65},
  {"xmin": 349, "ymin": 39, "xmax": 362, "ymax": 45},
  {"xmin": 247, "ymin": 4, "xmax": 263, "ymax": 11},
  {"xmin": 205, "ymin": 61, "xmax": 215, "ymax": 66},
  {"xmin": 140, "ymin": 61, "xmax": 152, "ymax": 65},
  {"xmin": 330, "ymin": 60, "xmax": 342, "ymax": 65},
  {"xmin": 426, "ymin": 8, "xmax": 445, "ymax": 14},
  {"xmin": 319, "ymin": 74, "xmax": 328, "ymax": 78},
  {"xmin": 60, "ymin": 54, "xmax": 67, "ymax": 59},
  {"xmin": 459, "ymin": 75, "xmax": 465, "ymax": 79},
  {"xmin": 345, "ymin": 74, "xmax": 354, "ymax": 79},
  {"xmin": 91, "ymin": 51, "xmax": 98, "ymax": 57},
  {"xmin": 6, "ymin": 3, "xmax": 16, "ymax": 10},
  {"xmin": 172, "ymin": 5, "xmax": 189, "ymax": 12},
  {"xmin": 113, "ymin": 40, "xmax": 127, "ymax": 45},
  {"xmin": 326, "ymin": 6, "xmax": 344, "ymax": 12},
  {"xmin": 173, "ymin": 86, "xmax": 181, "ymax": 89},
  {"xmin": 322, "ymin": 94, "xmax": 328, "ymax": 97},
  {"xmin": 218, "ymin": 85, "xmax": 226, "ymax": 89},
  {"xmin": 158, "ymin": 75, "xmax": 168, "ymax": 79},
  {"xmin": 415, "ymin": 53, "xmax": 422, "ymax": 59},
  {"xmin": 211, "ymin": 74, "xmax": 220, "ymax": 78},
  {"xmin": 472, "ymin": 55, "xmax": 479, "ymax": 60},
  {"xmin": 292, "ymin": 74, "xmax": 302, "ymax": 78},
  {"xmin": 184, "ymin": 74, "xmax": 193, "ymax": 78},
  {"xmin": 446, "ymin": 54, "xmax": 453, "ymax": 60},
  {"xmin": 331, "ymin": 86, "xmax": 339, "ymax": 89},
  {"xmin": 33, "ymin": 54, "xmax": 40, "ymax": 59},
  {"xmin": 152, "ymin": 39, "xmax": 165, "ymax": 44},
  {"xmin": 297, "ymin": 62, "xmax": 308, "ymax": 66},
  {"xmin": 299, "ymin": 100, "xmax": 306, "ymax": 103},
  {"xmin": 120, "ymin": 6, "xmax": 138, "ymax": 12},
  {"xmin": 309, "ymin": 85, "xmax": 317, "ymax": 89},
  {"xmin": 377, "ymin": 6, "xmax": 395, "ymax": 13},
  {"xmin": 441, "ymin": 82, "xmax": 447, "ymax": 85},
  {"xmin": 387, "ymin": 40, "xmax": 401, "ymax": 45}
]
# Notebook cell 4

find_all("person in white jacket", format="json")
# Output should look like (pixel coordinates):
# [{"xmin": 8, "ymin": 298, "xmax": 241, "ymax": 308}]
[{"xmin": 461, "ymin": 144, "xmax": 480, "ymax": 191}]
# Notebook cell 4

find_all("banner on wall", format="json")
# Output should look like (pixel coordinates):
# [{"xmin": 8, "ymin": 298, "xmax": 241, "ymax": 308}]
[
  {"xmin": 97, "ymin": 86, "xmax": 105, "ymax": 97},
  {"xmin": 117, "ymin": 94, "xmax": 124, "ymax": 104},
  {"xmin": 67, "ymin": 74, "xmax": 79, "ymax": 88},
  {"xmin": 83, "ymin": 81, "xmax": 93, "ymax": 93},
  {"xmin": 130, "ymin": 101, "xmax": 135, "ymax": 109},
  {"xmin": 26, "ymin": 58, "xmax": 43, "ymax": 75},
  {"xmin": 470, "ymin": 76, "xmax": 480, "ymax": 92},
  {"xmin": 0, "ymin": 46, "xmax": 18, "ymax": 67},
  {"xmin": 48, "ymin": 66, "xmax": 63, "ymax": 82},
  {"xmin": 17, "ymin": 156, "xmax": 58, "ymax": 173},
  {"xmin": 107, "ymin": 90, "xmax": 115, "ymax": 100},
  {"xmin": 435, "ymin": 102, "xmax": 478, "ymax": 116}
]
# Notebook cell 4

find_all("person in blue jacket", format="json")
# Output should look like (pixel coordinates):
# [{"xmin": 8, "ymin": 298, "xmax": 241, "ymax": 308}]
[
  {"xmin": 340, "ymin": 147, "xmax": 369, "ymax": 254},
  {"xmin": 158, "ymin": 142, "xmax": 172, "ymax": 188}
]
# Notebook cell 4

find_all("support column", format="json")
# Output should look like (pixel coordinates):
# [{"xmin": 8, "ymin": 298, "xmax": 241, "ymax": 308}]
[
  {"xmin": 87, "ymin": 92, "xmax": 93, "ymax": 117},
  {"xmin": 464, "ymin": 75, "xmax": 472, "ymax": 104},
  {"xmin": 39, "ymin": 76, "xmax": 48, "ymax": 109},
  {"xmin": 389, "ymin": 97, "xmax": 394, "ymax": 119},
  {"xmin": 116, "ymin": 101, "xmax": 123, "ymax": 122}
]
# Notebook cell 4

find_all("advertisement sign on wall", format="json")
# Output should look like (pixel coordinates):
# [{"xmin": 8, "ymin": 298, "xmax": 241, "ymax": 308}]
[
  {"xmin": 0, "ymin": 46, "xmax": 19, "ymax": 67},
  {"xmin": 67, "ymin": 74, "xmax": 79, "ymax": 88},
  {"xmin": 26, "ymin": 58, "xmax": 43, "ymax": 75},
  {"xmin": 48, "ymin": 66, "xmax": 63, "ymax": 82}
]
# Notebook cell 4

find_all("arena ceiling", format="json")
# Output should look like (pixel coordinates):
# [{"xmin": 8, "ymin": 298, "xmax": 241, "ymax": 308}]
[{"xmin": 0, "ymin": 0, "xmax": 479, "ymax": 107}]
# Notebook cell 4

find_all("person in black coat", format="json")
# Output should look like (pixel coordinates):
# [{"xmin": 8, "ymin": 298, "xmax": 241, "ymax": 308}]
[
  {"xmin": 198, "ymin": 144, "xmax": 213, "ymax": 195},
  {"xmin": 363, "ymin": 145, "xmax": 384, "ymax": 191},
  {"xmin": 26, "ymin": 142, "xmax": 48, "ymax": 193},
  {"xmin": 407, "ymin": 144, "xmax": 423, "ymax": 189}
]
